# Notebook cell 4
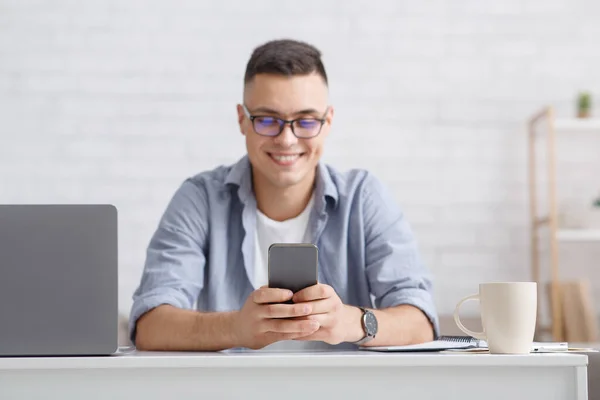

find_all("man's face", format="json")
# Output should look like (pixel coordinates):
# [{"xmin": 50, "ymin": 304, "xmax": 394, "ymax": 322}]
[{"xmin": 237, "ymin": 73, "xmax": 333, "ymax": 190}]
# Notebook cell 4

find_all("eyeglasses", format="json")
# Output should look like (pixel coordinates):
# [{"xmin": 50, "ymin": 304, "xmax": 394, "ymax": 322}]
[{"xmin": 242, "ymin": 105, "xmax": 328, "ymax": 139}]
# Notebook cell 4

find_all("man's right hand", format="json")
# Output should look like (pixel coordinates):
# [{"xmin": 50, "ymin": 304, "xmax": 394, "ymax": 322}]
[{"xmin": 232, "ymin": 286, "xmax": 320, "ymax": 350}]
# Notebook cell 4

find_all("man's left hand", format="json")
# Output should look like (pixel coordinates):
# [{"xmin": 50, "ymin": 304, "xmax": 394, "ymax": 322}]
[{"xmin": 291, "ymin": 284, "xmax": 364, "ymax": 345}]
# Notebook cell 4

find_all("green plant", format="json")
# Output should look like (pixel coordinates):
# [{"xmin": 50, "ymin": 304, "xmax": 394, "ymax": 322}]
[
  {"xmin": 578, "ymin": 92, "xmax": 592, "ymax": 115},
  {"xmin": 593, "ymin": 196, "xmax": 600, "ymax": 208}
]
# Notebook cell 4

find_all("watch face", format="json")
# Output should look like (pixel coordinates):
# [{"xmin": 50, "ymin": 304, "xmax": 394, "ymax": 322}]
[{"xmin": 364, "ymin": 311, "xmax": 378, "ymax": 335}]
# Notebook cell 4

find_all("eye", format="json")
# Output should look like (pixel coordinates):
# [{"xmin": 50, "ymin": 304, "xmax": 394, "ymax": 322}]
[
  {"xmin": 296, "ymin": 119, "xmax": 320, "ymax": 129},
  {"xmin": 254, "ymin": 116, "xmax": 280, "ymax": 127}
]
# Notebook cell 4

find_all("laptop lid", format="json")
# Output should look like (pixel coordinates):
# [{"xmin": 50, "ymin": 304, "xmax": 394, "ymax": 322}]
[{"xmin": 0, "ymin": 204, "xmax": 118, "ymax": 356}]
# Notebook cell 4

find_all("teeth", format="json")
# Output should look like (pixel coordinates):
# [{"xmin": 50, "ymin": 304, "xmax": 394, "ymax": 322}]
[{"xmin": 272, "ymin": 154, "xmax": 299, "ymax": 162}]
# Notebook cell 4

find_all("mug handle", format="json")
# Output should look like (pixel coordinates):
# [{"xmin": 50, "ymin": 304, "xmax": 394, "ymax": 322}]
[{"xmin": 453, "ymin": 294, "xmax": 486, "ymax": 340}]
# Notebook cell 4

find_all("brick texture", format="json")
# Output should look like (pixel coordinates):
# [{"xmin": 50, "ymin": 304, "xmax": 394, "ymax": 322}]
[{"xmin": 1, "ymin": 0, "xmax": 600, "ymax": 322}]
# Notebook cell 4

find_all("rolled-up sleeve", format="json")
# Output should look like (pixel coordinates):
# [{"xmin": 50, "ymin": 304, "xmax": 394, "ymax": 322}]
[
  {"xmin": 129, "ymin": 179, "xmax": 208, "ymax": 344},
  {"xmin": 361, "ymin": 174, "xmax": 440, "ymax": 338}
]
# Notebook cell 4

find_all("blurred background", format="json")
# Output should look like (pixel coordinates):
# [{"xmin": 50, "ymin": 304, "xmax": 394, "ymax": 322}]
[{"xmin": 1, "ymin": 0, "xmax": 600, "ymax": 346}]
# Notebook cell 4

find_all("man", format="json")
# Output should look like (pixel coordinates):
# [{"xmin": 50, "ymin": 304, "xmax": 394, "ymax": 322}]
[{"xmin": 130, "ymin": 39, "xmax": 438, "ymax": 351}]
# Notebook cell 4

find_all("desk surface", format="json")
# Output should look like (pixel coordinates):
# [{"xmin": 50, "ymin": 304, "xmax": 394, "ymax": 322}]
[
  {"xmin": 0, "ymin": 349, "xmax": 589, "ymax": 400},
  {"xmin": 0, "ymin": 349, "xmax": 588, "ymax": 370}
]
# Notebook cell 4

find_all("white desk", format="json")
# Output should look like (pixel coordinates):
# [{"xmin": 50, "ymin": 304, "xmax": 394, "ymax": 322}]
[{"xmin": 0, "ymin": 349, "xmax": 588, "ymax": 400}]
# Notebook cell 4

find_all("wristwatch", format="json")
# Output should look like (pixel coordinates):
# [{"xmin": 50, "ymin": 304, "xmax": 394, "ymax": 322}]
[{"xmin": 354, "ymin": 307, "xmax": 378, "ymax": 345}]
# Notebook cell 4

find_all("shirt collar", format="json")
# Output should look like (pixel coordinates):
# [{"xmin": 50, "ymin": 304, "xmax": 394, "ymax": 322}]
[
  {"xmin": 225, "ymin": 155, "xmax": 339, "ymax": 209},
  {"xmin": 315, "ymin": 162, "xmax": 339, "ymax": 210},
  {"xmin": 224, "ymin": 155, "xmax": 254, "ymax": 205}
]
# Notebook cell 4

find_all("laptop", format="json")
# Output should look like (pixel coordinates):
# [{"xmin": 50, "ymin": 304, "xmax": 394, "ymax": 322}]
[{"xmin": 0, "ymin": 205, "xmax": 118, "ymax": 356}]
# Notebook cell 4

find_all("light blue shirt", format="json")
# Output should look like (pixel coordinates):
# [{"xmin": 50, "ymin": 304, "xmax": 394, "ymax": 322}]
[{"xmin": 129, "ymin": 156, "xmax": 439, "ymax": 345}]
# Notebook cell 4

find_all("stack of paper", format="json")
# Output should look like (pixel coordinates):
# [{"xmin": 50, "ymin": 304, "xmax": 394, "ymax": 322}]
[{"xmin": 360, "ymin": 336, "xmax": 576, "ymax": 353}]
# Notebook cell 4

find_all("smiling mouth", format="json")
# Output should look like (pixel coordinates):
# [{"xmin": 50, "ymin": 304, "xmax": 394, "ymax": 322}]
[{"xmin": 267, "ymin": 152, "xmax": 306, "ymax": 166}]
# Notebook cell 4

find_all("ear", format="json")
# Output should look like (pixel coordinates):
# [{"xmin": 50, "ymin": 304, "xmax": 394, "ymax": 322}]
[
  {"xmin": 236, "ymin": 104, "xmax": 246, "ymax": 135},
  {"xmin": 326, "ymin": 105, "xmax": 334, "ymax": 126},
  {"xmin": 319, "ymin": 106, "xmax": 335, "ymax": 139}
]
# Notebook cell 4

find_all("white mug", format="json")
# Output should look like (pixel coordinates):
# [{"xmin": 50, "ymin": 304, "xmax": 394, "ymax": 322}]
[{"xmin": 454, "ymin": 282, "xmax": 537, "ymax": 354}]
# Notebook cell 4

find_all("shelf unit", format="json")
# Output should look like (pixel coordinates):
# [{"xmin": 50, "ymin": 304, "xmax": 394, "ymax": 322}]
[
  {"xmin": 554, "ymin": 119, "xmax": 600, "ymax": 131},
  {"xmin": 556, "ymin": 229, "xmax": 600, "ymax": 242},
  {"xmin": 528, "ymin": 107, "xmax": 600, "ymax": 342}
]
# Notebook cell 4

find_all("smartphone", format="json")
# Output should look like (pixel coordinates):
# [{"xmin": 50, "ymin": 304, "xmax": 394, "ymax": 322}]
[{"xmin": 268, "ymin": 243, "xmax": 318, "ymax": 295}]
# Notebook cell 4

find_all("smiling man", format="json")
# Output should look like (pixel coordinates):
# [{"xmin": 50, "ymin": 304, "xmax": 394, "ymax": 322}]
[{"xmin": 130, "ymin": 39, "xmax": 439, "ymax": 351}]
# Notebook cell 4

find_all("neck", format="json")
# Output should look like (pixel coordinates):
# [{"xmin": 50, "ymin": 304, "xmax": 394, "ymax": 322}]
[{"xmin": 253, "ymin": 169, "xmax": 316, "ymax": 222}]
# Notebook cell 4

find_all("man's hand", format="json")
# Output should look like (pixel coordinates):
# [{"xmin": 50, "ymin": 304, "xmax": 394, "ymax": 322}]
[
  {"xmin": 292, "ymin": 284, "xmax": 364, "ymax": 345},
  {"xmin": 232, "ymin": 286, "xmax": 320, "ymax": 350}
]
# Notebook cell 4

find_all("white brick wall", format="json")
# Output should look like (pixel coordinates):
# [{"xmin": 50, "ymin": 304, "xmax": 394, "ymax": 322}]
[{"xmin": 2, "ymin": 0, "xmax": 600, "ymax": 324}]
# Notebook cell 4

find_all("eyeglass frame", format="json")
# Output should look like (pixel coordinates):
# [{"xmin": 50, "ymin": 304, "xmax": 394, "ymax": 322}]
[{"xmin": 242, "ymin": 104, "xmax": 329, "ymax": 138}]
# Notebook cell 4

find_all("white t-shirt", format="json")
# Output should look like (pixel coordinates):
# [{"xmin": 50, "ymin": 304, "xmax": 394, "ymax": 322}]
[
  {"xmin": 252, "ymin": 195, "xmax": 335, "ymax": 351},
  {"xmin": 252, "ymin": 195, "xmax": 314, "ymax": 289}
]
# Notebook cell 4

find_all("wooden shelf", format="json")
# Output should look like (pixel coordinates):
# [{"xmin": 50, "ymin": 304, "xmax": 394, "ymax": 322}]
[
  {"xmin": 557, "ymin": 229, "xmax": 600, "ymax": 242},
  {"xmin": 529, "ymin": 107, "xmax": 600, "ymax": 342},
  {"xmin": 554, "ymin": 119, "xmax": 600, "ymax": 131}
]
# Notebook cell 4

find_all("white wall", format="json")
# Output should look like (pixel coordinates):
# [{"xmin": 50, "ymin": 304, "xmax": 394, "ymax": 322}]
[{"xmin": 2, "ymin": 0, "xmax": 600, "ymax": 324}]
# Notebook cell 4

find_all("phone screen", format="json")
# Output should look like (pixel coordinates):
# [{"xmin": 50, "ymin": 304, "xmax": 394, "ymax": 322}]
[{"xmin": 268, "ymin": 243, "xmax": 318, "ymax": 293}]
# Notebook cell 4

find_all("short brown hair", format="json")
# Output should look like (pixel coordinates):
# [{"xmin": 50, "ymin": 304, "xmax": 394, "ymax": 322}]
[{"xmin": 244, "ymin": 39, "xmax": 328, "ymax": 85}]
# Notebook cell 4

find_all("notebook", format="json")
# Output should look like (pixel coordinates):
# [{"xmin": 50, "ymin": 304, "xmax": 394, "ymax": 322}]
[
  {"xmin": 360, "ymin": 336, "xmax": 483, "ymax": 352},
  {"xmin": 360, "ymin": 336, "xmax": 569, "ymax": 352}
]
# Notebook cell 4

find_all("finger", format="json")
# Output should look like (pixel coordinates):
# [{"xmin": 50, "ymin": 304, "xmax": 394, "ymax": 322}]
[
  {"xmin": 265, "ymin": 318, "xmax": 320, "ymax": 334},
  {"xmin": 293, "ymin": 284, "xmax": 334, "ymax": 303},
  {"xmin": 289, "ymin": 312, "xmax": 335, "ymax": 327},
  {"xmin": 261, "ymin": 302, "xmax": 313, "ymax": 319},
  {"xmin": 267, "ymin": 331, "xmax": 317, "ymax": 342},
  {"xmin": 252, "ymin": 287, "xmax": 293, "ymax": 304},
  {"xmin": 293, "ymin": 329, "xmax": 327, "ymax": 342},
  {"xmin": 302, "ymin": 313, "xmax": 334, "ymax": 328},
  {"xmin": 295, "ymin": 297, "xmax": 340, "ymax": 315}
]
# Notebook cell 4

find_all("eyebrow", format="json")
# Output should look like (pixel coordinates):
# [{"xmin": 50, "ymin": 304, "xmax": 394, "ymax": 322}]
[{"xmin": 251, "ymin": 107, "xmax": 323, "ymax": 117}]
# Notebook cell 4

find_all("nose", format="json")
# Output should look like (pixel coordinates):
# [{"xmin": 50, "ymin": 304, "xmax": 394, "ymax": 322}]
[{"xmin": 274, "ymin": 123, "xmax": 298, "ymax": 147}]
